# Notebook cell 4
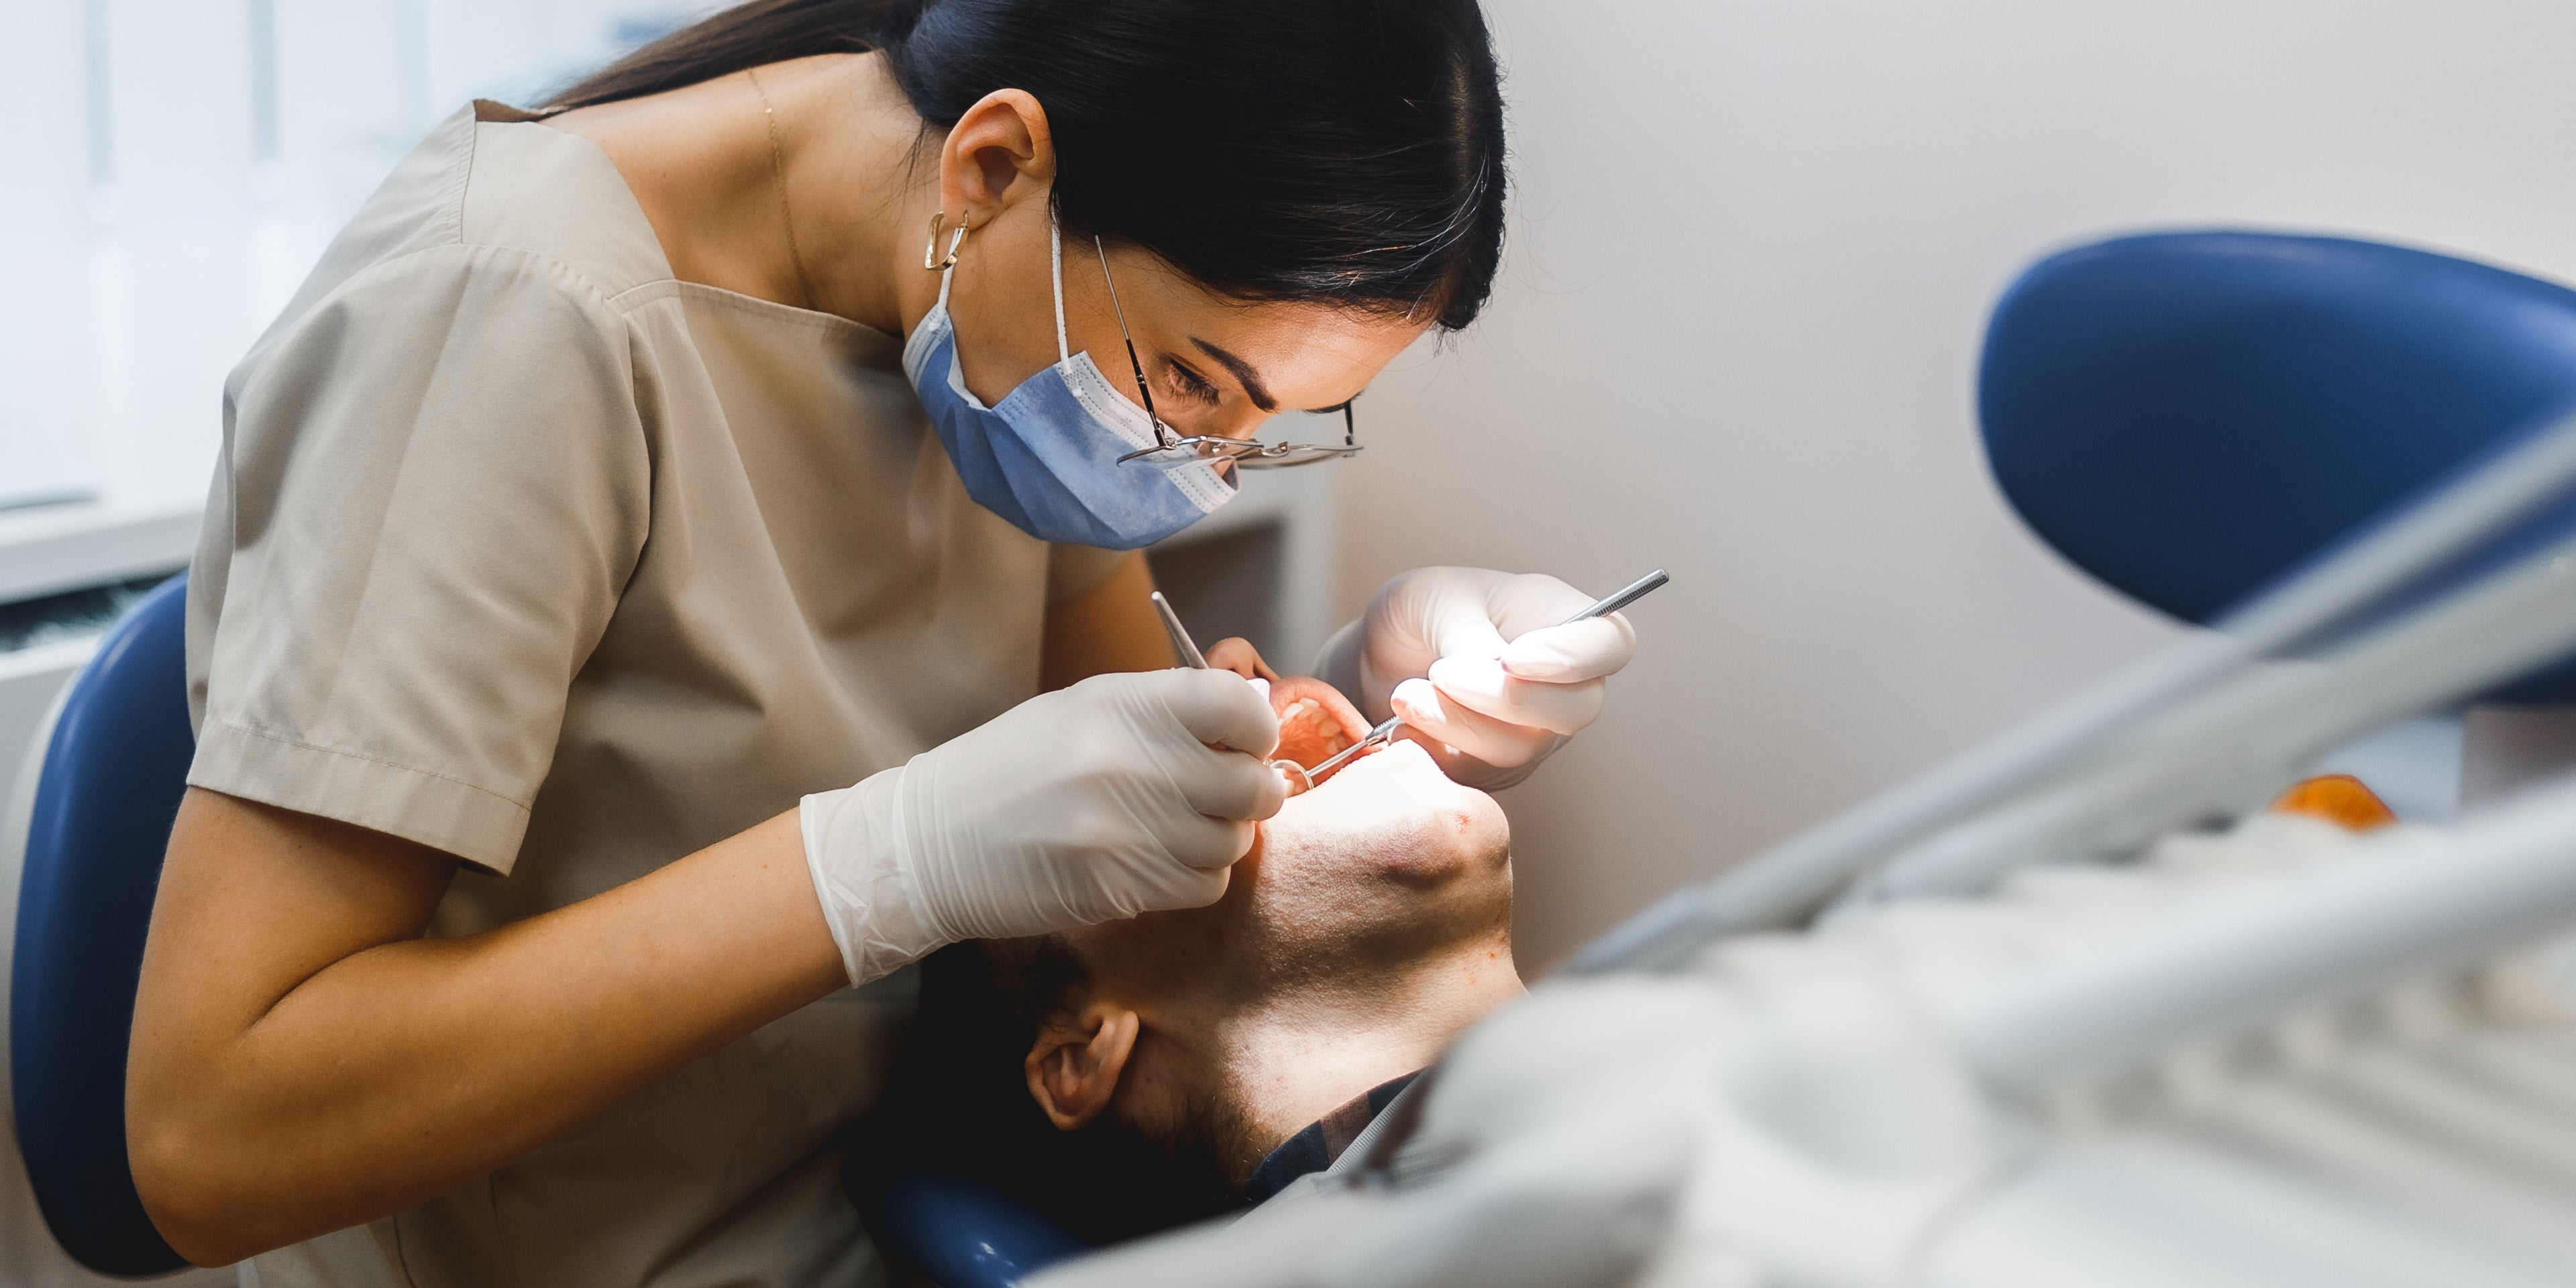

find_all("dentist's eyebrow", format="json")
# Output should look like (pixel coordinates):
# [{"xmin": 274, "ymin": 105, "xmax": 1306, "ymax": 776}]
[{"xmin": 1188, "ymin": 338, "xmax": 1277, "ymax": 413}]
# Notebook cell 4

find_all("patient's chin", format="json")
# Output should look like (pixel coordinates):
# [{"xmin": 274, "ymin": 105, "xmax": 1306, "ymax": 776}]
[{"xmin": 1267, "ymin": 742, "xmax": 1511, "ymax": 890}]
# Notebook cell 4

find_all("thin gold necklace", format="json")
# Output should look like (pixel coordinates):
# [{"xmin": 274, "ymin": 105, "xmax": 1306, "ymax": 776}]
[{"xmin": 745, "ymin": 66, "xmax": 819, "ymax": 311}]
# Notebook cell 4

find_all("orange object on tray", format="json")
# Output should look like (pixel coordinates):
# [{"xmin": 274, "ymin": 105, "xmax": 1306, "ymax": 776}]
[{"xmin": 2266, "ymin": 773, "xmax": 2399, "ymax": 831}]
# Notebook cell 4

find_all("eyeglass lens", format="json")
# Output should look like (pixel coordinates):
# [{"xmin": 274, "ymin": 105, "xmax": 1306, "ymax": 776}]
[{"xmin": 1114, "ymin": 405, "xmax": 1361, "ymax": 470}]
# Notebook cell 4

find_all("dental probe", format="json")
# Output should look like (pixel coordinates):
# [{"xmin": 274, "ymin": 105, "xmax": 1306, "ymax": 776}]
[
  {"xmin": 1298, "ymin": 567, "xmax": 1671, "ymax": 782},
  {"xmin": 1153, "ymin": 590, "xmax": 1315, "ymax": 792},
  {"xmin": 1151, "ymin": 591, "xmax": 1210, "ymax": 669}
]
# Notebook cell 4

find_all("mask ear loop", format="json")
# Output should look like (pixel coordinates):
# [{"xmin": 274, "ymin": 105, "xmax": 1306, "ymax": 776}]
[{"xmin": 1049, "ymin": 207, "xmax": 1069, "ymax": 364}]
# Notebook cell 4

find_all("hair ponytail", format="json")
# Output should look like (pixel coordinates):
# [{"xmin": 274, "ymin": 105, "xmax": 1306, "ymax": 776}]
[
  {"xmin": 549, "ymin": 1, "xmax": 920, "ymax": 111},
  {"xmin": 550, "ymin": 0, "xmax": 1508, "ymax": 329}
]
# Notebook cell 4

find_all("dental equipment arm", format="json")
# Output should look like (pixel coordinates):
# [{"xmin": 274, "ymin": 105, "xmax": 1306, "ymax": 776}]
[
  {"xmin": 1570, "ymin": 407, "xmax": 2576, "ymax": 973},
  {"xmin": 1841, "ymin": 526, "xmax": 2576, "ymax": 908}
]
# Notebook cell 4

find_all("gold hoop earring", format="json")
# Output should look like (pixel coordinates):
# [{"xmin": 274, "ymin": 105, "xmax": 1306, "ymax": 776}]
[{"xmin": 924, "ymin": 211, "xmax": 970, "ymax": 271}]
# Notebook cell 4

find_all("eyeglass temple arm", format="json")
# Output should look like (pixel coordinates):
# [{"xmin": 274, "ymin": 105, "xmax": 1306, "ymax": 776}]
[{"xmin": 1093, "ymin": 235, "xmax": 1177, "ymax": 448}]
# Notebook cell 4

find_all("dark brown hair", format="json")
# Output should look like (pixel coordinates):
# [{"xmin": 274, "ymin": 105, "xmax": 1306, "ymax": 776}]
[
  {"xmin": 551, "ymin": 0, "xmax": 1507, "ymax": 327},
  {"xmin": 839, "ymin": 945, "xmax": 1236, "ymax": 1252}
]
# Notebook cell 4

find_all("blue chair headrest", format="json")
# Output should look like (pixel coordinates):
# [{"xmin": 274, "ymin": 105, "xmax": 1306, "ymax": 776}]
[
  {"xmin": 11, "ymin": 573, "xmax": 193, "ymax": 1275},
  {"xmin": 873, "ymin": 1173, "xmax": 1089, "ymax": 1288},
  {"xmin": 1980, "ymin": 230, "xmax": 2576, "ymax": 702}
]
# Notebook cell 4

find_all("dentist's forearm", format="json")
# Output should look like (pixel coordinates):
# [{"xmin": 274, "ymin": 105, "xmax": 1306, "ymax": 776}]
[{"xmin": 127, "ymin": 789, "xmax": 844, "ymax": 1267}]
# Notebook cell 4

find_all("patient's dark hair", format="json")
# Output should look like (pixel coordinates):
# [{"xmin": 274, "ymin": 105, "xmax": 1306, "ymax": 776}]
[
  {"xmin": 548, "ymin": 0, "xmax": 1507, "ymax": 329},
  {"xmin": 841, "ymin": 943, "xmax": 1236, "ymax": 1253}
]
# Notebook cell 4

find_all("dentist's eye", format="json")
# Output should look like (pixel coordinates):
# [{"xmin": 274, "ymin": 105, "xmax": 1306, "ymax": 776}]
[{"xmin": 1163, "ymin": 361, "xmax": 1224, "ymax": 407}]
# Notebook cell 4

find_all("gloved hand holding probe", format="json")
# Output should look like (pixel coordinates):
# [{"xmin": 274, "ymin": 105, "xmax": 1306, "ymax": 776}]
[
  {"xmin": 1318, "ymin": 567, "xmax": 1644, "ymax": 790},
  {"xmin": 800, "ymin": 668, "xmax": 1286, "ymax": 986}
]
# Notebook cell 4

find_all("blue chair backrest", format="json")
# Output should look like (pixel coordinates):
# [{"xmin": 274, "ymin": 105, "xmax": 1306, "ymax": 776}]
[
  {"xmin": 11, "ymin": 573, "xmax": 193, "ymax": 1275},
  {"xmin": 1980, "ymin": 231, "xmax": 2576, "ymax": 701}
]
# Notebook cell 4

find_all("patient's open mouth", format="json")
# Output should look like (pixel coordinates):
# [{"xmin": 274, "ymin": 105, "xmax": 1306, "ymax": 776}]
[
  {"xmin": 1205, "ymin": 635, "xmax": 1377, "ymax": 794},
  {"xmin": 1271, "ymin": 676, "xmax": 1375, "ymax": 792},
  {"xmin": 1272, "ymin": 681, "xmax": 1361, "ymax": 769}
]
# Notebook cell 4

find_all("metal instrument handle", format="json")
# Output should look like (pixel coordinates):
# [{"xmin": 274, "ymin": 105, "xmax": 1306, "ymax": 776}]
[{"xmin": 1152, "ymin": 591, "xmax": 1210, "ymax": 669}]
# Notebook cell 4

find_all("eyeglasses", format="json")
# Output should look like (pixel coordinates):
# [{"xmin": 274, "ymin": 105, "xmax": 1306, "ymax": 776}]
[{"xmin": 1093, "ymin": 237, "xmax": 1364, "ymax": 471}]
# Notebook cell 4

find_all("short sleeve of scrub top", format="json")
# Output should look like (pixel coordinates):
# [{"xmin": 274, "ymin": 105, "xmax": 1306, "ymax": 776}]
[
  {"xmin": 182, "ymin": 101, "xmax": 1126, "ymax": 1288},
  {"xmin": 189, "ymin": 229, "xmax": 651, "ymax": 867}
]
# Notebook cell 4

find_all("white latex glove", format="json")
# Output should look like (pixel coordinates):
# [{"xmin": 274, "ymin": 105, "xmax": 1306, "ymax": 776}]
[
  {"xmin": 800, "ymin": 668, "xmax": 1286, "ymax": 985},
  {"xmin": 1316, "ymin": 568, "xmax": 1640, "ymax": 790}
]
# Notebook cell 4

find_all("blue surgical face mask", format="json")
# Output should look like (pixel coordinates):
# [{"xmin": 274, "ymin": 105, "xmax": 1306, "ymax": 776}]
[{"xmin": 902, "ymin": 215, "xmax": 1237, "ymax": 550}]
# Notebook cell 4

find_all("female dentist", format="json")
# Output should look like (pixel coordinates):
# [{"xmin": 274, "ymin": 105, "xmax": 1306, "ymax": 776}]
[{"xmin": 125, "ymin": 1, "xmax": 1637, "ymax": 1285}]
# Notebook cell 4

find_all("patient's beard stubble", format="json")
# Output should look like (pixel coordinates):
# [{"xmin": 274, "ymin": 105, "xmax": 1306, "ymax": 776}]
[{"xmin": 1126, "ymin": 1066, "xmax": 1269, "ymax": 1191}]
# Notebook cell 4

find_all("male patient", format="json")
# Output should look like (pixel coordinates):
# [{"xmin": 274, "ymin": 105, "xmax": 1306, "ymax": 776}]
[{"xmin": 844, "ymin": 645, "xmax": 1524, "ymax": 1248}]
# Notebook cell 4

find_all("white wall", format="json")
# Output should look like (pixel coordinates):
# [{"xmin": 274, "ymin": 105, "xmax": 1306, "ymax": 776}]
[
  {"xmin": 0, "ymin": 0, "xmax": 696, "ymax": 533},
  {"xmin": 1340, "ymin": 0, "xmax": 2576, "ymax": 968}
]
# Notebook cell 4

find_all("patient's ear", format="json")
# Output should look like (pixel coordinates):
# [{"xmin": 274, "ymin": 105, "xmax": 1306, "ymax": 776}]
[{"xmin": 1024, "ymin": 1005, "xmax": 1140, "ymax": 1130}]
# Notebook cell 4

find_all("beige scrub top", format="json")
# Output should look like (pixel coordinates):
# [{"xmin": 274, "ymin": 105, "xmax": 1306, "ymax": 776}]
[{"xmin": 184, "ymin": 101, "xmax": 1127, "ymax": 1288}]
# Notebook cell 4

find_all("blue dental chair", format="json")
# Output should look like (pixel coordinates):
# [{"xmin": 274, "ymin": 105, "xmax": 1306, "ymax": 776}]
[
  {"xmin": 9, "ymin": 572, "xmax": 194, "ymax": 1275},
  {"xmin": 1980, "ymin": 229, "xmax": 2576, "ymax": 701}
]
